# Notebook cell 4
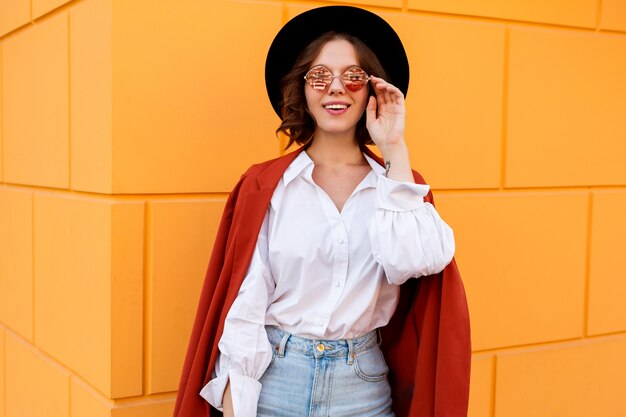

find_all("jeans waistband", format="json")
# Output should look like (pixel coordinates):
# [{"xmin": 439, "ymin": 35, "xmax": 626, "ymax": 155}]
[{"xmin": 265, "ymin": 326, "xmax": 380, "ymax": 363}]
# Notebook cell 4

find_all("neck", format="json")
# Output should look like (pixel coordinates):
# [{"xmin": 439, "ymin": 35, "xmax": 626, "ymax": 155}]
[{"xmin": 306, "ymin": 130, "xmax": 366, "ymax": 167}]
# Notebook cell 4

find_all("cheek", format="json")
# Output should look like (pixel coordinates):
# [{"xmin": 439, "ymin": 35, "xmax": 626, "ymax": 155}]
[
  {"xmin": 354, "ymin": 90, "xmax": 369, "ymax": 113},
  {"xmin": 304, "ymin": 88, "xmax": 318, "ymax": 112}
]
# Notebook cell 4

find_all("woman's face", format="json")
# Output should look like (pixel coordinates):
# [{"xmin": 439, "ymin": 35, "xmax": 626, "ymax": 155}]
[{"xmin": 304, "ymin": 39, "xmax": 369, "ymax": 139}]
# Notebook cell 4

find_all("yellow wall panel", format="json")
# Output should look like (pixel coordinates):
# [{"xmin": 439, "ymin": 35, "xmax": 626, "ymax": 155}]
[
  {"xmin": 71, "ymin": 378, "xmax": 111, "ymax": 417},
  {"xmin": 148, "ymin": 199, "xmax": 226, "ymax": 393},
  {"xmin": 506, "ymin": 27, "xmax": 626, "ymax": 188},
  {"xmin": 110, "ymin": 0, "xmax": 281, "ymax": 193},
  {"xmin": 110, "ymin": 203, "xmax": 144, "ymax": 398},
  {"xmin": 70, "ymin": 0, "xmax": 113, "ymax": 193},
  {"xmin": 408, "ymin": 0, "xmax": 597, "ymax": 28},
  {"xmin": 0, "ymin": 326, "xmax": 4, "ymax": 417},
  {"xmin": 435, "ymin": 191, "xmax": 588, "ymax": 350},
  {"xmin": 2, "ymin": 13, "xmax": 69, "ymax": 188},
  {"xmin": 0, "ymin": 188, "xmax": 33, "ymax": 341},
  {"xmin": 5, "ymin": 331, "xmax": 70, "ymax": 417},
  {"xmin": 0, "ymin": 0, "xmax": 30, "ymax": 36},
  {"xmin": 32, "ymin": 0, "xmax": 70, "ymax": 19},
  {"xmin": 468, "ymin": 355, "xmax": 493, "ymax": 417},
  {"xmin": 496, "ymin": 337, "xmax": 626, "ymax": 417},
  {"xmin": 588, "ymin": 191, "xmax": 626, "ymax": 335},
  {"xmin": 34, "ymin": 194, "xmax": 144, "ymax": 398},
  {"xmin": 384, "ymin": 13, "xmax": 504, "ymax": 189},
  {"xmin": 601, "ymin": 0, "xmax": 626, "ymax": 32}
]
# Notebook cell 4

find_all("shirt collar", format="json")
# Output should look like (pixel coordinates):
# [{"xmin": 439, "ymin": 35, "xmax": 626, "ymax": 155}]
[
  {"xmin": 282, "ymin": 150, "xmax": 314, "ymax": 187},
  {"xmin": 282, "ymin": 149, "xmax": 386, "ymax": 188}
]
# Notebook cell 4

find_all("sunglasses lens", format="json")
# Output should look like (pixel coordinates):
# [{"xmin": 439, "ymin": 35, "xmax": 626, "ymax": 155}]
[
  {"xmin": 342, "ymin": 67, "xmax": 369, "ymax": 91},
  {"xmin": 306, "ymin": 66, "xmax": 333, "ymax": 90}
]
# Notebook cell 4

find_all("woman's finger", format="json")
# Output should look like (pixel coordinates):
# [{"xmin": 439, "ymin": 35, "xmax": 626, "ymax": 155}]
[
  {"xmin": 366, "ymin": 95, "xmax": 377, "ymax": 123},
  {"xmin": 374, "ymin": 81, "xmax": 387, "ymax": 106},
  {"xmin": 371, "ymin": 76, "xmax": 404, "ymax": 106},
  {"xmin": 387, "ymin": 86, "xmax": 404, "ymax": 105},
  {"xmin": 383, "ymin": 87, "xmax": 393, "ymax": 105}
]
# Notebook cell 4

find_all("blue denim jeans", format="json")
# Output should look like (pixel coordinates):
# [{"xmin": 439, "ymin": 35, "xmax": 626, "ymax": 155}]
[{"xmin": 258, "ymin": 326, "xmax": 395, "ymax": 417}]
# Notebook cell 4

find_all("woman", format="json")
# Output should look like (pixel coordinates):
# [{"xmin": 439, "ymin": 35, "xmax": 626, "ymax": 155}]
[{"xmin": 174, "ymin": 6, "xmax": 470, "ymax": 417}]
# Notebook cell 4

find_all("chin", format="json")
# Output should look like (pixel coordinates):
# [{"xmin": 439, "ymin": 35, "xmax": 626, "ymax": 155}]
[{"xmin": 317, "ymin": 120, "xmax": 360, "ymax": 135}]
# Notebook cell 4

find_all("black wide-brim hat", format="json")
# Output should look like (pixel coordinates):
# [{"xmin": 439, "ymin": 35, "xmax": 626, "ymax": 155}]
[{"xmin": 265, "ymin": 6, "xmax": 410, "ymax": 119}]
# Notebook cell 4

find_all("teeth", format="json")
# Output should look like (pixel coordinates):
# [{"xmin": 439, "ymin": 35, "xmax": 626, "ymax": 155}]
[{"xmin": 324, "ymin": 104, "xmax": 348, "ymax": 110}]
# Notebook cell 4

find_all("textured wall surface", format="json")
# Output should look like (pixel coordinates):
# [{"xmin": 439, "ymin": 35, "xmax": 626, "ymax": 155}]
[{"xmin": 1, "ymin": 0, "xmax": 625, "ymax": 416}]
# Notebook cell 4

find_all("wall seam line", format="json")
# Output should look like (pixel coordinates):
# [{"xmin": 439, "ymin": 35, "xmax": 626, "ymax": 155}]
[
  {"xmin": 1, "ymin": 42, "xmax": 4, "ymax": 182},
  {"xmin": 472, "ymin": 330, "xmax": 626, "ymax": 355},
  {"xmin": 281, "ymin": 2, "xmax": 288, "ymax": 25},
  {"xmin": 67, "ymin": 12, "xmax": 72, "ymax": 190},
  {"xmin": 0, "ymin": 183, "xmax": 233, "ymax": 199},
  {"xmin": 31, "ymin": 193, "xmax": 35, "ymax": 345},
  {"xmin": 400, "ymin": 8, "xmax": 604, "ymax": 33},
  {"xmin": 68, "ymin": 371, "xmax": 72, "ymax": 416},
  {"xmin": 499, "ymin": 26, "xmax": 510, "ymax": 190},
  {"xmin": 143, "ymin": 201, "xmax": 153, "ymax": 395},
  {"xmin": 2, "ymin": 324, "xmax": 6, "ymax": 417},
  {"xmin": 490, "ymin": 355, "xmax": 497, "ymax": 417},
  {"xmin": 583, "ymin": 191, "xmax": 593, "ymax": 337}
]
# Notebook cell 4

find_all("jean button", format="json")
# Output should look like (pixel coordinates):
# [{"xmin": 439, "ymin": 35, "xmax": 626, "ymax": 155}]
[{"xmin": 316, "ymin": 343, "xmax": 325, "ymax": 352}]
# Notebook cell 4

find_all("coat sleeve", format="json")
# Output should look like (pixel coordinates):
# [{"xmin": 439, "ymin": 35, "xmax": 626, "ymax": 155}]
[
  {"xmin": 173, "ymin": 176, "xmax": 245, "ymax": 417},
  {"xmin": 380, "ymin": 169, "xmax": 471, "ymax": 417},
  {"xmin": 199, "ymin": 210, "xmax": 275, "ymax": 417}
]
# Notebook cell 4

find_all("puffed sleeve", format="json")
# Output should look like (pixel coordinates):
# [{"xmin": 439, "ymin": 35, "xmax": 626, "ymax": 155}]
[
  {"xmin": 368, "ymin": 175, "xmax": 455, "ymax": 285},
  {"xmin": 200, "ymin": 210, "xmax": 274, "ymax": 417}
]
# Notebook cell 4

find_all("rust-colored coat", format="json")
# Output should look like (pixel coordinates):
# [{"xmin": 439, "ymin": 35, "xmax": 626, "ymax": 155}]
[{"xmin": 173, "ymin": 148, "xmax": 471, "ymax": 417}]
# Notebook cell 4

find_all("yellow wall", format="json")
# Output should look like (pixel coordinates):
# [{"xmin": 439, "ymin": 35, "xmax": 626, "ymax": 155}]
[{"xmin": 1, "ymin": 0, "xmax": 625, "ymax": 416}]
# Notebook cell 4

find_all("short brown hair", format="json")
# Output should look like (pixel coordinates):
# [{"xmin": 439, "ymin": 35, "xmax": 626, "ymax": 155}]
[{"xmin": 276, "ymin": 32, "xmax": 389, "ymax": 149}]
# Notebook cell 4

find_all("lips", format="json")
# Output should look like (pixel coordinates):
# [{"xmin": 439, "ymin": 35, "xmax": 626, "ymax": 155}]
[
  {"xmin": 322, "ymin": 102, "xmax": 351, "ymax": 114},
  {"xmin": 323, "ymin": 103, "xmax": 349, "ymax": 110}
]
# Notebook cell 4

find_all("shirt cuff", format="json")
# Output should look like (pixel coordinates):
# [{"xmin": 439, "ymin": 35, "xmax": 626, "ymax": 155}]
[
  {"xmin": 229, "ymin": 371, "xmax": 263, "ymax": 417},
  {"xmin": 376, "ymin": 175, "xmax": 430, "ymax": 211},
  {"xmin": 200, "ymin": 371, "xmax": 229, "ymax": 411},
  {"xmin": 200, "ymin": 370, "xmax": 262, "ymax": 417}
]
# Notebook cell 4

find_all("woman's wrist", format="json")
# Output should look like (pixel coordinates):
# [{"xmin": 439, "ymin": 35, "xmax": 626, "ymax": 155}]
[{"xmin": 379, "ymin": 142, "xmax": 415, "ymax": 183}]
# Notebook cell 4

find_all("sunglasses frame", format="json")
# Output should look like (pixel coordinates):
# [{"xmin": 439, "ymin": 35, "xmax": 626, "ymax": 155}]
[{"xmin": 303, "ymin": 65, "xmax": 371, "ymax": 92}]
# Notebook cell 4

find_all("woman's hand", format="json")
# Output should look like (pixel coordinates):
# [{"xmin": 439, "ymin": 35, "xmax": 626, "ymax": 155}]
[
  {"xmin": 365, "ymin": 76, "xmax": 406, "ymax": 153},
  {"xmin": 365, "ymin": 76, "xmax": 414, "ymax": 183}
]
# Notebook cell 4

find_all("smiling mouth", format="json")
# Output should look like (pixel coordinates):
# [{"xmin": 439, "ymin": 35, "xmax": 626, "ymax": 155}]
[{"xmin": 323, "ymin": 104, "xmax": 350, "ymax": 110}]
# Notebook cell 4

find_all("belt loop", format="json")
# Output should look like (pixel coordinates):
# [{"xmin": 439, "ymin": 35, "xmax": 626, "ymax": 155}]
[
  {"xmin": 277, "ymin": 330, "xmax": 291, "ymax": 358},
  {"xmin": 347, "ymin": 339, "xmax": 355, "ymax": 365}
]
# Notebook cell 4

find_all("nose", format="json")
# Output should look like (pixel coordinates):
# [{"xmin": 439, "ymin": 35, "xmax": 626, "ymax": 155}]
[{"xmin": 327, "ymin": 75, "xmax": 345, "ymax": 94}]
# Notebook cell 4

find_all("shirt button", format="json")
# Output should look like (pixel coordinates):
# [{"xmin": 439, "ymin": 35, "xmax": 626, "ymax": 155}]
[
  {"xmin": 334, "ymin": 281, "xmax": 340, "ymax": 287},
  {"xmin": 339, "ymin": 239, "xmax": 344, "ymax": 244}
]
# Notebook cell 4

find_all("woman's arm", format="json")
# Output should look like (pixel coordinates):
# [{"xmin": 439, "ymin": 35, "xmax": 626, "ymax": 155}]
[
  {"xmin": 223, "ymin": 382, "xmax": 234, "ymax": 417},
  {"xmin": 368, "ymin": 178, "xmax": 455, "ymax": 285}
]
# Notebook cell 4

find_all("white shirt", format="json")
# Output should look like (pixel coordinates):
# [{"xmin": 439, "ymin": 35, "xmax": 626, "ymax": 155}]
[{"xmin": 200, "ymin": 151, "xmax": 455, "ymax": 417}]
